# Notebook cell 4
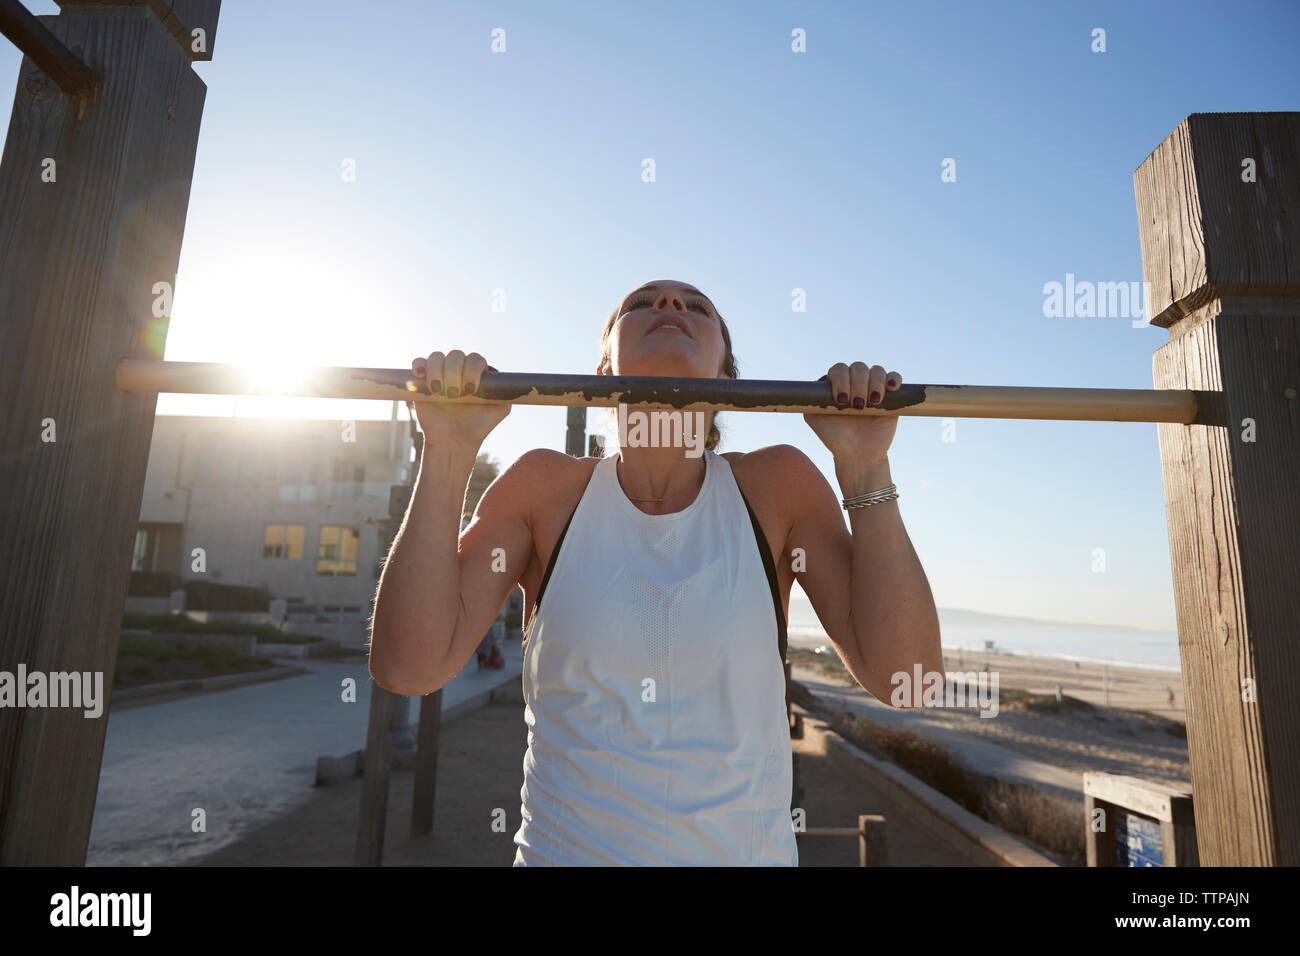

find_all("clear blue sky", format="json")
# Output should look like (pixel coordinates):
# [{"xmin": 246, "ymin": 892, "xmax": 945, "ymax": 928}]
[{"xmin": 5, "ymin": 1, "xmax": 1297, "ymax": 629}]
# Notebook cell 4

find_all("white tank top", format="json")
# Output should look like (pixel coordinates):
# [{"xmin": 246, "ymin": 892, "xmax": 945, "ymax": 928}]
[{"xmin": 512, "ymin": 450, "xmax": 798, "ymax": 866}]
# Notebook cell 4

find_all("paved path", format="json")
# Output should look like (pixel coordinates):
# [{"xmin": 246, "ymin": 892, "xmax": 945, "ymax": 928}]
[
  {"xmin": 89, "ymin": 629, "xmax": 1083, "ymax": 864},
  {"xmin": 86, "ymin": 647, "xmax": 522, "ymax": 866}
]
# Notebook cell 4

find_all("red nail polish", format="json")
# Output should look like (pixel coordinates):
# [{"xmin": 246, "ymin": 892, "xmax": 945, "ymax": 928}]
[
  {"xmin": 837, "ymin": 392, "xmax": 849, "ymax": 405},
  {"xmin": 870, "ymin": 391, "xmax": 881, "ymax": 404},
  {"xmin": 853, "ymin": 397, "xmax": 865, "ymax": 409},
  {"xmin": 464, "ymin": 382, "xmax": 476, "ymax": 395}
]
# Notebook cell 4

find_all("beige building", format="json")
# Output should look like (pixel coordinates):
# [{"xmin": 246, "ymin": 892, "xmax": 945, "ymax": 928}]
[{"xmin": 132, "ymin": 410, "xmax": 414, "ymax": 642}]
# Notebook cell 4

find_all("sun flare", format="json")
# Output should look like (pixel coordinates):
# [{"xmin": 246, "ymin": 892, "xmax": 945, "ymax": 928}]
[{"xmin": 239, "ymin": 359, "xmax": 312, "ymax": 396}]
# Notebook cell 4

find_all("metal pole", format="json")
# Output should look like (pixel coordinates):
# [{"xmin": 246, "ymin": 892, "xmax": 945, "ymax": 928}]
[
  {"xmin": 0, "ymin": 0, "xmax": 96, "ymax": 97},
  {"xmin": 407, "ymin": 409, "xmax": 443, "ymax": 837},
  {"xmin": 116, "ymin": 359, "xmax": 1207, "ymax": 424},
  {"xmin": 565, "ymin": 405, "xmax": 586, "ymax": 456}
]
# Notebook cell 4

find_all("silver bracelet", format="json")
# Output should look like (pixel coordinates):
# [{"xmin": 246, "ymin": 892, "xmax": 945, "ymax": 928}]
[{"xmin": 842, "ymin": 483, "xmax": 898, "ymax": 510}]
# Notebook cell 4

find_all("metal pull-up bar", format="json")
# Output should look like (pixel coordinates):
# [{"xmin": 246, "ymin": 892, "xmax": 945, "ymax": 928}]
[{"xmin": 114, "ymin": 358, "xmax": 1204, "ymax": 424}]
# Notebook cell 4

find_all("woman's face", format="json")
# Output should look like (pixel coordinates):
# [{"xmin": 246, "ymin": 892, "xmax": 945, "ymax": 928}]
[{"xmin": 603, "ymin": 280, "xmax": 727, "ymax": 378}]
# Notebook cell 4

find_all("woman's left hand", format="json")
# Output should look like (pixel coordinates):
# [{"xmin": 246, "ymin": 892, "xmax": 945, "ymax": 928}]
[{"xmin": 803, "ymin": 362, "xmax": 902, "ymax": 463}]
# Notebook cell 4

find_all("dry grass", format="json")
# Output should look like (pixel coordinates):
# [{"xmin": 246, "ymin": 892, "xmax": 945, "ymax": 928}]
[
  {"xmin": 981, "ymin": 779, "xmax": 1085, "ymax": 864},
  {"xmin": 996, "ymin": 686, "xmax": 1099, "ymax": 717},
  {"xmin": 787, "ymin": 645, "xmax": 852, "ymax": 679}
]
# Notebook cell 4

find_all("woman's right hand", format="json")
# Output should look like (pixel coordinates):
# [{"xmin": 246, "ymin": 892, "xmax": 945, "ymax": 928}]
[{"xmin": 410, "ymin": 350, "xmax": 510, "ymax": 449}]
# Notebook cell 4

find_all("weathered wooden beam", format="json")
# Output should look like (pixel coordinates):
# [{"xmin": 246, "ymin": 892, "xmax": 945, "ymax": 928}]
[
  {"xmin": 114, "ymin": 359, "xmax": 1209, "ymax": 424},
  {"xmin": 1138, "ymin": 111, "xmax": 1300, "ymax": 866},
  {"xmin": 0, "ymin": 0, "xmax": 221, "ymax": 865},
  {"xmin": 0, "ymin": 0, "xmax": 95, "ymax": 97},
  {"xmin": 55, "ymin": 0, "xmax": 220, "ymax": 62}
]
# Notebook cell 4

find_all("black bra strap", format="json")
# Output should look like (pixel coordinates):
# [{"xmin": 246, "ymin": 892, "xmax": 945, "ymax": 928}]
[
  {"xmin": 523, "ymin": 499, "xmax": 579, "ymax": 645},
  {"xmin": 735, "ymin": 484, "xmax": 788, "ymax": 664}
]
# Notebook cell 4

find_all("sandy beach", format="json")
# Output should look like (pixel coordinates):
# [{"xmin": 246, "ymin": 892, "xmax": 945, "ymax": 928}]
[
  {"xmin": 940, "ymin": 646, "xmax": 1184, "ymax": 722},
  {"xmin": 789, "ymin": 640, "xmax": 1191, "ymax": 791}
]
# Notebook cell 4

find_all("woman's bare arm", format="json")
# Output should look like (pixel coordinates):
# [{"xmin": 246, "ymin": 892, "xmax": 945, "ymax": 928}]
[
  {"xmin": 368, "ymin": 348, "xmax": 532, "ymax": 696},
  {"xmin": 783, "ymin": 448, "xmax": 943, "ymax": 703},
  {"xmin": 793, "ymin": 360, "xmax": 942, "ymax": 704},
  {"xmin": 368, "ymin": 445, "xmax": 540, "ymax": 696}
]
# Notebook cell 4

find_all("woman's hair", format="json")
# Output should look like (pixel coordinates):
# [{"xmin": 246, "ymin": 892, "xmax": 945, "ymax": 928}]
[{"xmin": 599, "ymin": 294, "xmax": 738, "ymax": 451}]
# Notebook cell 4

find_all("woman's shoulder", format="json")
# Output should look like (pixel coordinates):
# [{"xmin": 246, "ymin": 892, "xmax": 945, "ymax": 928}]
[
  {"xmin": 721, "ymin": 445, "xmax": 824, "ymax": 560},
  {"xmin": 503, "ymin": 448, "xmax": 602, "ymax": 494},
  {"xmin": 483, "ymin": 450, "xmax": 601, "ymax": 541},
  {"xmin": 722, "ymin": 444, "xmax": 817, "ymax": 482},
  {"xmin": 723, "ymin": 444, "xmax": 826, "ymax": 509}
]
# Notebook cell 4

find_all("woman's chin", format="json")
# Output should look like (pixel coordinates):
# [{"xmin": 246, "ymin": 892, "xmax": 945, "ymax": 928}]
[
  {"xmin": 617, "ymin": 352, "xmax": 718, "ymax": 379},
  {"xmin": 618, "ymin": 364, "xmax": 715, "ymax": 379}
]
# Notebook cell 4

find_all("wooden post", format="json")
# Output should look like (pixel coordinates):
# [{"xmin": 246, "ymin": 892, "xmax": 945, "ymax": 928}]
[
  {"xmin": 565, "ymin": 405, "xmax": 586, "ymax": 456},
  {"xmin": 354, "ymin": 682, "xmax": 396, "ymax": 866},
  {"xmin": 858, "ymin": 814, "xmax": 887, "ymax": 867},
  {"xmin": 410, "ymin": 688, "xmax": 443, "ymax": 836},
  {"xmin": 357, "ymin": 413, "xmax": 424, "ymax": 861},
  {"xmin": 0, "ymin": 0, "xmax": 220, "ymax": 865},
  {"xmin": 1084, "ymin": 793, "xmax": 1118, "ymax": 867},
  {"xmin": 1136, "ymin": 112, "xmax": 1300, "ymax": 865},
  {"xmin": 403, "ymin": 412, "xmax": 445, "ymax": 838}
]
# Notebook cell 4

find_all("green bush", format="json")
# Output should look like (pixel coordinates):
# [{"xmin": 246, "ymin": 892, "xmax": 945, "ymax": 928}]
[
  {"xmin": 128, "ymin": 571, "xmax": 182, "ymax": 597},
  {"xmin": 122, "ymin": 612, "xmax": 325, "ymax": 643},
  {"xmin": 183, "ymin": 580, "xmax": 271, "ymax": 612},
  {"xmin": 115, "ymin": 634, "xmax": 275, "ymax": 688}
]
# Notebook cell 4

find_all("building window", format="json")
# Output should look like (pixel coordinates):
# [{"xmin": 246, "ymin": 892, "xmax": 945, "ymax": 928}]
[
  {"xmin": 132, "ymin": 528, "xmax": 157, "ymax": 572},
  {"xmin": 264, "ymin": 524, "xmax": 305, "ymax": 559},
  {"xmin": 132, "ymin": 524, "xmax": 182, "ymax": 573},
  {"xmin": 317, "ymin": 525, "xmax": 359, "ymax": 575}
]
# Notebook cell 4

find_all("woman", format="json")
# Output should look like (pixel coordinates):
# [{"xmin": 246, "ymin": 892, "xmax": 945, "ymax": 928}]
[{"xmin": 369, "ymin": 279, "xmax": 942, "ymax": 866}]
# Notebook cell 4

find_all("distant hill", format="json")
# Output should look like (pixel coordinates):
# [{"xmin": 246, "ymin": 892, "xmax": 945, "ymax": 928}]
[
  {"xmin": 787, "ymin": 592, "xmax": 1165, "ymax": 633},
  {"xmin": 933, "ymin": 607, "xmax": 1147, "ymax": 631}
]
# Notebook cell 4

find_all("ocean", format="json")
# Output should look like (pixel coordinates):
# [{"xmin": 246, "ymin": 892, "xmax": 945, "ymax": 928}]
[{"xmin": 785, "ymin": 597, "xmax": 1181, "ymax": 672}]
